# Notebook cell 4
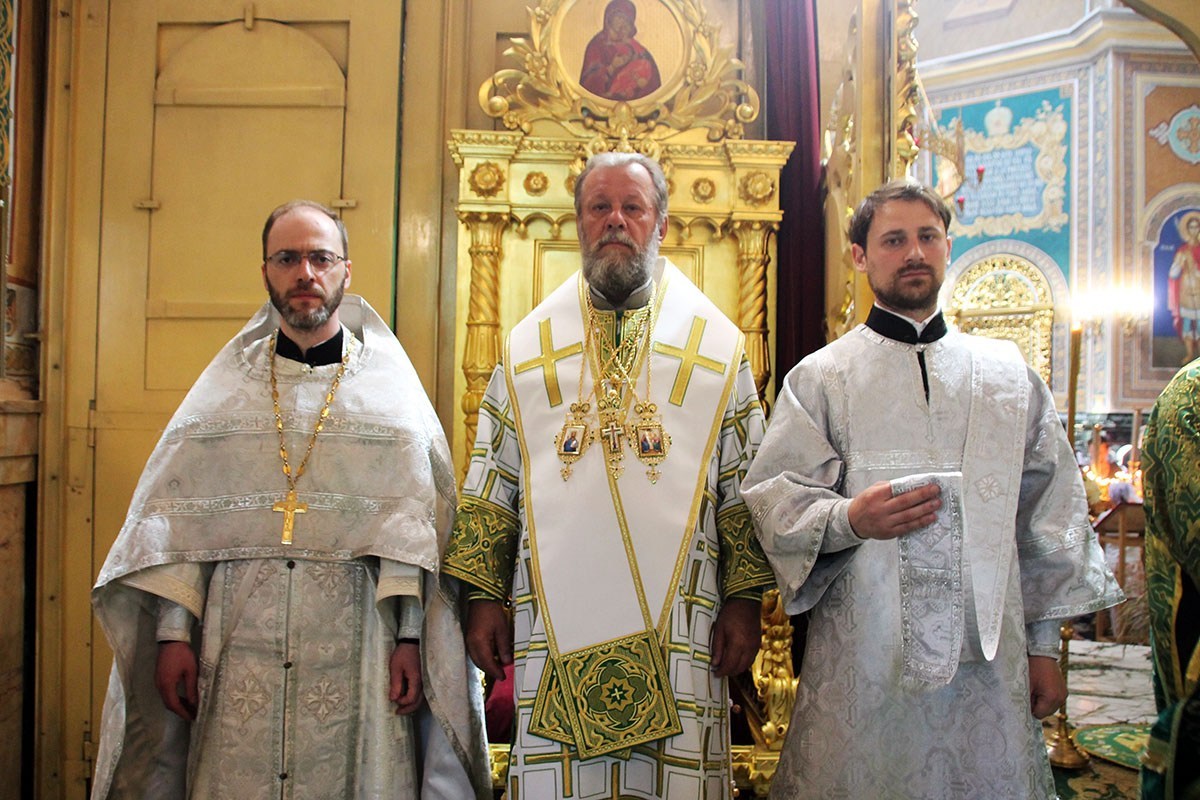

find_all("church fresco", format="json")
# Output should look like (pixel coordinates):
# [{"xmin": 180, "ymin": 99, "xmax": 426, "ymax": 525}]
[
  {"xmin": 931, "ymin": 86, "xmax": 1074, "ymax": 280},
  {"xmin": 1143, "ymin": 81, "xmax": 1200, "ymax": 372},
  {"xmin": 1152, "ymin": 208, "xmax": 1200, "ymax": 369}
]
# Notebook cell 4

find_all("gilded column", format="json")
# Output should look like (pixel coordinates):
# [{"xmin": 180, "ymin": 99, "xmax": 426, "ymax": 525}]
[
  {"xmin": 892, "ymin": 0, "xmax": 921, "ymax": 177},
  {"xmin": 459, "ymin": 211, "xmax": 508, "ymax": 470},
  {"xmin": 821, "ymin": 10, "xmax": 860, "ymax": 342},
  {"xmin": 726, "ymin": 141, "xmax": 792, "ymax": 407},
  {"xmin": 449, "ymin": 131, "xmax": 521, "ymax": 476},
  {"xmin": 728, "ymin": 219, "xmax": 774, "ymax": 403}
]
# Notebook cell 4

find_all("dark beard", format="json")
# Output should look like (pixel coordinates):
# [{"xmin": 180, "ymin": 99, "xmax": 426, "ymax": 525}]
[
  {"xmin": 581, "ymin": 230, "xmax": 659, "ymax": 305},
  {"xmin": 870, "ymin": 265, "xmax": 942, "ymax": 314},
  {"xmin": 268, "ymin": 278, "xmax": 345, "ymax": 331}
]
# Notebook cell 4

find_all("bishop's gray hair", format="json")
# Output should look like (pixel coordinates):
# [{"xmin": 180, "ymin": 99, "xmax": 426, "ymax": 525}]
[{"xmin": 573, "ymin": 152, "xmax": 669, "ymax": 226}]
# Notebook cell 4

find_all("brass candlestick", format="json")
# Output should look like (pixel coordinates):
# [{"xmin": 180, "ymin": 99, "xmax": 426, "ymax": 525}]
[{"xmin": 1046, "ymin": 621, "xmax": 1090, "ymax": 768}]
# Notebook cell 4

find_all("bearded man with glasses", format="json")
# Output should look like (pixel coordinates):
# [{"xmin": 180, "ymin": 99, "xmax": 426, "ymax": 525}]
[{"xmin": 90, "ymin": 200, "xmax": 490, "ymax": 799}]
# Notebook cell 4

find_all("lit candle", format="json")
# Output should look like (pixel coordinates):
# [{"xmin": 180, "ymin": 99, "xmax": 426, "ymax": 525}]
[
  {"xmin": 1067, "ymin": 323, "xmax": 1082, "ymax": 450},
  {"xmin": 1130, "ymin": 408, "xmax": 1142, "ymax": 467}
]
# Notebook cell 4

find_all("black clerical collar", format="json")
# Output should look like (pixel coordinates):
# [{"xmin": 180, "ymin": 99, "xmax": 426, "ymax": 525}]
[
  {"xmin": 275, "ymin": 328, "xmax": 344, "ymax": 366},
  {"xmin": 865, "ymin": 305, "xmax": 947, "ymax": 345}
]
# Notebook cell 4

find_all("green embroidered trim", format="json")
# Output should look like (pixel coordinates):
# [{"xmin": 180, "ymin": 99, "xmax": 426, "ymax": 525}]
[
  {"xmin": 717, "ymin": 502, "xmax": 774, "ymax": 597},
  {"xmin": 557, "ymin": 630, "xmax": 683, "ymax": 759},
  {"xmin": 443, "ymin": 496, "xmax": 520, "ymax": 600},
  {"xmin": 1142, "ymin": 367, "xmax": 1200, "ymax": 706},
  {"xmin": 528, "ymin": 660, "xmax": 577, "ymax": 746}
]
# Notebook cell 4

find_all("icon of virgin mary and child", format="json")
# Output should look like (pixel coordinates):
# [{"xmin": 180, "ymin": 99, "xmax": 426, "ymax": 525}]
[{"xmin": 579, "ymin": 0, "xmax": 662, "ymax": 102}]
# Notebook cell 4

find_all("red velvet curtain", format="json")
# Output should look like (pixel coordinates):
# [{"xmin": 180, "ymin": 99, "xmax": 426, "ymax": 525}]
[{"xmin": 764, "ymin": 0, "xmax": 825, "ymax": 375}]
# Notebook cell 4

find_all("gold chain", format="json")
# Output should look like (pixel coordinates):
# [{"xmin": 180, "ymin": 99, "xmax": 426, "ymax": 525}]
[
  {"xmin": 584, "ymin": 292, "xmax": 655, "ymax": 406},
  {"xmin": 269, "ymin": 330, "xmax": 353, "ymax": 490},
  {"xmin": 557, "ymin": 285, "xmax": 669, "ymax": 482},
  {"xmin": 267, "ymin": 326, "xmax": 350, "ymax": 544},
  {"xmin": 590, "ymin": 305, "xmax": 650, "ymax": 386}
]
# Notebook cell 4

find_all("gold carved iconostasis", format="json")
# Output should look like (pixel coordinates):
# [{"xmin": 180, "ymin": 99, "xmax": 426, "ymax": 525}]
[{"xmin": 448, "ymin": 0, "xmax": 794, "ymax": 790}]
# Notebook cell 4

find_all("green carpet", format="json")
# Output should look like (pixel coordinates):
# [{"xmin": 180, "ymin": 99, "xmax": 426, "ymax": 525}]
[
  {"xmin": 1051, "ymin": 724, "xmax": 1148, "ymax": 799},
  {"xmin": 1075, "ymin": 724, "xmax": 1150, "ymax": 770}
]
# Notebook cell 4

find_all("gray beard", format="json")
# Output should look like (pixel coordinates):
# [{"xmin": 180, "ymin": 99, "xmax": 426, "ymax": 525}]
[
  {"xmin": 582, "ymin": 233, "xmax": 659, "ymax": 305},
  {"xmin": 269, "ymin": 279, "xmax": 346, "ymax": 331}
]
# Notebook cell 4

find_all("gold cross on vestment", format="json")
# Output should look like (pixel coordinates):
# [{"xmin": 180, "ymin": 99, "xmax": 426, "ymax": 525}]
[
  {"xmin": 652, "ymin": 317, "xmax": 727, "ymax": 406},
  {"xmin": 514, "ymin": 318, "xmax": 583, "ymax": 406},
  {"xmin": 273, "ymin": 489, "xmax": 308, "ymax": 545}
]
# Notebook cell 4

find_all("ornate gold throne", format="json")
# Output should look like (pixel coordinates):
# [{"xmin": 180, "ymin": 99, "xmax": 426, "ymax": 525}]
[{"xmin": 447, "ymin": 0, "xmax": 795, "ymax": 793}]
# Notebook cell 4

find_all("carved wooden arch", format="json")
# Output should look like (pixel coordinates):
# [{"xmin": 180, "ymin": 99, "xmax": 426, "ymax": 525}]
[{"xmin": 157, "ymin": 20, "xmax": 345, "ymax": 105}]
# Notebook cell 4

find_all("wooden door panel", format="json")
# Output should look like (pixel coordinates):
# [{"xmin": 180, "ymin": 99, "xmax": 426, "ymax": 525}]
[{"xmin": 101, "ymin": 17, "xmax": 351, "ymax": 409}]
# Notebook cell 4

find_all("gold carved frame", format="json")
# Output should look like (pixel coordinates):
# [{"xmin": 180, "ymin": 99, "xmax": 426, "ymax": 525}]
[
  {"xmin": 450, "ymin": 0, "xmax": 794, "ymax": 792},
  {"xmin": 480, "ymin": 0, "xmax": 760, "ymax": 141},
  {"xmin": 824, "ymin": 0, "xmax": 924, "ymax": 338},
  {"xmin": 944, "ymin": 254, "xmax": 1056, "ymax": 385}
]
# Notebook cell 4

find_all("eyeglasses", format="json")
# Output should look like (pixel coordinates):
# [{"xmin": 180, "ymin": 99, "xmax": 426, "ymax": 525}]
[{"xmin": 265, "ymin": 250, "xmax": 347, "ymax": 272}]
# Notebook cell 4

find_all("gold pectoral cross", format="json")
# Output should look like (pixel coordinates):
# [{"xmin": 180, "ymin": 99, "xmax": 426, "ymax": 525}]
[
  {"xmin": 600, "ymin": 418, "xmax": 625, "ymax": 454},
  {"xmin": 273, "ymin": 489, "xmax": 308, "ymax": 545}
]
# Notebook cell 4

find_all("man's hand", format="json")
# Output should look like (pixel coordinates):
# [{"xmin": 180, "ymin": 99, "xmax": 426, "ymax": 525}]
[
  {"xmin": 389, "ymin": 641, "xmax": 424, "ymax": 715},
  {"xmin": 156, "ymin": 640, "xmax": 198, "ymax": 721},
  {"xmin": 465, "ymin": 599, "xmax": 512, "ymax": 682},
  {"xmin": 847, "ymin": 481, "xmax": 941, "ymax": 540},
  {"xmin": 710, "ymin": 597, "xmax": 761, "ymax": 678},
  {"xmin": 1028, "ymin": 655, "xmax": 1066, "ymax": 719}
]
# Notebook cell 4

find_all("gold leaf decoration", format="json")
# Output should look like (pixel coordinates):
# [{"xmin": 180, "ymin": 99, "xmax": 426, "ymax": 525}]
[
  {"xmin": 738, "ymin": 171, "xmax": 775, "ymax": 206},
  {"xmin": 469, "ymin": 161, "xmax": 506, "ymax": 198},
  {"xmin": 478, "ymin": 0, "xmax": 760, "ymax": 143}
]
